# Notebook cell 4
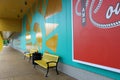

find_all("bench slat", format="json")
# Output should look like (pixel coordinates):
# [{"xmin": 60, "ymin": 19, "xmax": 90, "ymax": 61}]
[{"xmin": 35, "ymin": 60, "xmax": 57, "ymax": 69}]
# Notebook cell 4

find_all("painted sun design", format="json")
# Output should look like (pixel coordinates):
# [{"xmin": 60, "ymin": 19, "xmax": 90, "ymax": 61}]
[{"xmin": 26, "ymin": 0, "xmax": 62, "ymax": 53}]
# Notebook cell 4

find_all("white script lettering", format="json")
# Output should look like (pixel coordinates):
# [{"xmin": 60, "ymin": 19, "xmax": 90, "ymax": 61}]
[{"xmin": 106, "ymin": 3, "xmax": 120, "ymax": 19}]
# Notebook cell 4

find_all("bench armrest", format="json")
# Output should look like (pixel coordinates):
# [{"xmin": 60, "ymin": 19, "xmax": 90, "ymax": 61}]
[{"xmin": 46, "ymin": 61, "xmax": 58, "ymax": 68}]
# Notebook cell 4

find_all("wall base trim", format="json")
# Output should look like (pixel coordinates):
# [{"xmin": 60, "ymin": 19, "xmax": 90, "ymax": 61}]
[{"xmin": 58, "ymin": 63, "xmax": 113, "ymax": 80}]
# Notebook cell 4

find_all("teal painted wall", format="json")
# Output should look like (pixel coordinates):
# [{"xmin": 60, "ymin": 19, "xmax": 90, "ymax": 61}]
[{"xmin": 12, "ymin": 0, "xmax": 120, "ymax": 79}]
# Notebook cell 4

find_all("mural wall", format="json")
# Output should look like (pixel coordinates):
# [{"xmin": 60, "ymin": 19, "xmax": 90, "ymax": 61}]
[
  {"xmin": 9, "ymin": 33, "xmax": 22, "ymax": 51},
  {"xmin": 22, "ymin": 0, "xmax": 62, "ymax": 53},
  {"xmin": 11, "ymin": 0, "xmax": 120, "ymax": 79}
]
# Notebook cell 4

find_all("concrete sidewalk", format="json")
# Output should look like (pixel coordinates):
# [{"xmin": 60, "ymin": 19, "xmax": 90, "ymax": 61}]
[{"xmin": 0, "ymin": 46, "xmax": 76, "ymax": 80}]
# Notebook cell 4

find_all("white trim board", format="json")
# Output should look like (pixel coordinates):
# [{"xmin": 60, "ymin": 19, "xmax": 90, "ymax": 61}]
[{"xmin": 58, "ymin": 62, "xmax": 113, "ymax": 80}]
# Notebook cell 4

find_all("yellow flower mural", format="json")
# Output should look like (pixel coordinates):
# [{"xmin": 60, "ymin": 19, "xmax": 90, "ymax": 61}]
[{"xmin": 25, "ymin": 0, "xmax": 62, "ymax": 53}]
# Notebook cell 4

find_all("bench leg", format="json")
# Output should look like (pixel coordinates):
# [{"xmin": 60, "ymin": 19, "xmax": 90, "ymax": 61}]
[
  {"xmin": 29, "ymin": 56, "xmax": 31, "ymax": 62},
  {"xmin": 24, "ymin": 55, "xmax": 26, "ymax": 60},
  {"xmin": 45, "ymin": 67, "xmax": 49, "ymax": 77},
  {"xmin": 56, "ymin": 66, "xmax": 59, "ymax": 75},
  {"xmin": 34, "ymin": 64, "xmax": 36, "ymax": 68}
]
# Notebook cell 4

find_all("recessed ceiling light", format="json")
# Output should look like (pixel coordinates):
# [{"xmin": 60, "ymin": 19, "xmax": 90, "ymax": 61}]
[
  {"xmin": 17, "ymin": 14, "xmax": 20, "ymax": 18},
  {"xmin": 25, "ymin": 1, "xmax": 27, "ymax": 5},
  {"xmin": 20, "ymin": 9, "xmax": 23, "ymax": 13}
]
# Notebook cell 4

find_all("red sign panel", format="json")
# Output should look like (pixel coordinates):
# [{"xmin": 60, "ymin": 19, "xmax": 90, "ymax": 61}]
[{"xmin": 72, "ymin": 0, "xmax": 120, "ymax": 73}]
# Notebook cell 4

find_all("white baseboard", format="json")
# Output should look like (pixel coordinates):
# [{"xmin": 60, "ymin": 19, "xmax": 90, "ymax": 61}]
[{"xmin": 58, "ymin": 63, "xmax": 113, "ymax": 80}]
